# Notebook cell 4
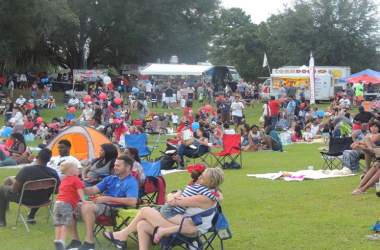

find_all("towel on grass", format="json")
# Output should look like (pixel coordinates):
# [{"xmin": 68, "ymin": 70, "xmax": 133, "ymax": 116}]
[{"xmin": 247, "ymin": 168, "xmax": 355, "ymax": 181}]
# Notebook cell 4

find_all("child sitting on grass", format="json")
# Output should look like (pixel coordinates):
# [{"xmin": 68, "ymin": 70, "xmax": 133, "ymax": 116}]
[{"xmin": 53, "ymin": 161, "xmax": 85, "ymax": 250}]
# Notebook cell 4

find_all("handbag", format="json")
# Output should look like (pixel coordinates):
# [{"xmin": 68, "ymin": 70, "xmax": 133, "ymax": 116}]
[
  {"xmin": 215, "ymin": 212, "xmax": 232, "ymax": 240},
  {"xmin": 370, "ymin": 221, "xmax": 380, "ymax": 232}
]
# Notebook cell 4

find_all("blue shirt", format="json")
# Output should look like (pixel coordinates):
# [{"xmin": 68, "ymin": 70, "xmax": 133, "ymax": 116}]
[
  {"xmin": 286, "ymin": 100, "xmax": 296, "ymax": 113},
  {"xmin": 96, "ymin": 175, "xmax": 139, "ymax": 199},
  {"xmin": 269, "ymin": 130, "xmax": 283, "ymax": 152}
]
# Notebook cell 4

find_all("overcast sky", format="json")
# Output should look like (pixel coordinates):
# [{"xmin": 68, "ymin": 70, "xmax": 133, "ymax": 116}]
[{"xmin": 221, "ymin": 0, "xmax": 380, "ymax": 24}]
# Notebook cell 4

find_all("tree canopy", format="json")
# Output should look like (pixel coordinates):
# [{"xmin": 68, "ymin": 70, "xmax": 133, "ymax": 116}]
[{"xmin": 0, "ymin": 0, "xmax": 379, "ymax": 80}]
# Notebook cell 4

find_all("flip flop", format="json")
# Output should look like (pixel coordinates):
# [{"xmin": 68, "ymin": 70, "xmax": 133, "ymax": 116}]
[
  {"xmin": 103, "ymin": 231, "xmax": 127, "ymax": 249},
  {"xmin": 152, "ymin": 226, "xmax": 160, "ymax": 244}
]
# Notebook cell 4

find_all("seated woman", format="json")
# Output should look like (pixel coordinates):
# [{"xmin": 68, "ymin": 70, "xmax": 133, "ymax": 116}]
[
  {"xmin": 103, "ymin": 167, "xmax": 224, "ymax": 250},
  {"xmin": 0, "ymin": 133, "xmax": 30, "ymax": 167},
  {"xmin": 124, "ymin": 147, "xmax": 145, "ymax": 186},
  {"xmin": 291, "ymin": 123, "xmax": 303, "ymax": 142},
  {"xmin": 82, "ymin": 143, "xmax": 118, "ymax": 185},
  {"xmin": 351, "ymin": 122, "xmax": 380, "ymax": 173},
  {"xmin": 352, "ymin": 160, "xmax": 380, "ymax": 195},
  {"xmin": 248, "ymin": 125, "xmax": 263, "ymax": 151},
  {"xmin": 240, "ymin": 124, "xmax": 251, "ymax": 151},
  {"xmin": 262, "ymin": 126, "xmax": 283, "ymax": 152},
  {"xmin": 177, "ymin": 127, "xmax": 210, "ymax": 169}
]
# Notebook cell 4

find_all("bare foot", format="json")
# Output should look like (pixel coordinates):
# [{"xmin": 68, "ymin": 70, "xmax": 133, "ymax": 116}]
[{"xmin": 352, "ymin": 189, "xmax": 365, "ymax": 195}]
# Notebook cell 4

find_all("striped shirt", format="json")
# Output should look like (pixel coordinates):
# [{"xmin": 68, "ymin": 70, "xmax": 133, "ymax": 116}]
[{"xmin": 173, "ymin": 184, "xmax": 216, "ymax": 214}]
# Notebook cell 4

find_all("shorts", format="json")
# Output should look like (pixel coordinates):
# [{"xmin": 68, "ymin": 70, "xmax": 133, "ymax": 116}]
[
  {"xmin": 160, "ymin": 204, "xmax": 181, "ymax": 219},
  {"xmin": 233, "ymin": 116, "xmax": 242, "ymax": 125},
  {"xmin": 76, "ymin": 202, "xmax": 114, "ymax": 218},
  {"xmin": 53, "ymin": 201, "xmax": 74, "ymax": 226}
]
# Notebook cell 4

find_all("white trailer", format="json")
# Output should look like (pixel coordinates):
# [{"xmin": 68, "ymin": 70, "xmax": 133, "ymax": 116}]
[{"xmin": 268, "ymin": 66, "xmax": 350, "ymax": 101}]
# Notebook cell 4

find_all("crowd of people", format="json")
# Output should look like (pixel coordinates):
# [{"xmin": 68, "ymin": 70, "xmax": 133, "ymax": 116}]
[{"xmin": 1, "ymin": 71, "xmax": 380, "ymax": 248}]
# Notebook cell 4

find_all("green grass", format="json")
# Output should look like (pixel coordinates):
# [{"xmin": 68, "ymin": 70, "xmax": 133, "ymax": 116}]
[{"xmin": 0, "ymin": 94, "xmax": 379, "ymax": 249}]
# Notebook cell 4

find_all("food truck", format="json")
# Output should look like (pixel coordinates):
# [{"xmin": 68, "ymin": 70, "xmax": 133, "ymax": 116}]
[{"xmin": 268, "ymin": 66, "xmax": 350, "ymax": 101}]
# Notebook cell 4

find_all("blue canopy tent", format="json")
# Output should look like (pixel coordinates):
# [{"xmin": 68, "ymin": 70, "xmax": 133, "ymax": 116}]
[{"xmin": 349, "ymin": 69, "xmax": 380, "ymax": 79}]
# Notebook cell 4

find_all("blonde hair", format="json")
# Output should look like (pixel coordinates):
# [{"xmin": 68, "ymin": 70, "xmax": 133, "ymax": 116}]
[
  {"xmin": 204, "ymin": 167, "xmax": 224, "ymax": 189},
  {"xmin": 60, "ymin": 161, "xmax": 78, "ymax": 175}
]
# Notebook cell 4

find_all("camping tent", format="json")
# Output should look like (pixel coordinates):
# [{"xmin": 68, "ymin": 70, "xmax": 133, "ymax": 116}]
[
  {"xmin": 347, "ymin": 69, "xmax": 380, "ymax": 84},
  {"xmin": 140, "ymin": 63, "xmax": 213, "ymax": 76},
  {"xmin": 47, "ymin": 126, "xmax": 112, "ymax": 161}
]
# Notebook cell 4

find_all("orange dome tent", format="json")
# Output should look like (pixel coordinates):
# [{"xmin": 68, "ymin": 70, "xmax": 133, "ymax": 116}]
[{"xmin": 47, "ymin": 126, "xmax": 112, "ymax": 161}]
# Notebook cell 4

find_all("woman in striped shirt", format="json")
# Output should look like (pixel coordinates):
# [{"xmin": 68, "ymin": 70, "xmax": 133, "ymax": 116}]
[{"xmin": 103, "ymin": 167, "xmax": 224, "ymax": 250}]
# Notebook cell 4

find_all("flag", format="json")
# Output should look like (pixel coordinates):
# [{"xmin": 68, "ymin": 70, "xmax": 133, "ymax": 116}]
[
  {"xmin": 309, "ymin": 52, "xmax": 316, "ymax": 104},
  {"xmin": 262, "ymin": 53, "xmax": 268, "ymax": 68}
]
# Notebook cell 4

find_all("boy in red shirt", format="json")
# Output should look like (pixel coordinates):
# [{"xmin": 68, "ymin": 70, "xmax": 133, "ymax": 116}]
[{"xmin": 53, "ymin": 161, "xmax": 85, "ymax": 250}]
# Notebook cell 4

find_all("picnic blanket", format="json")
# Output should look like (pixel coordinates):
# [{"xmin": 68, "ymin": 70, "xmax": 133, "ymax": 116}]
[{"xmin": 247, "ymin": 168, "xmax": 355, "ymax": 181}]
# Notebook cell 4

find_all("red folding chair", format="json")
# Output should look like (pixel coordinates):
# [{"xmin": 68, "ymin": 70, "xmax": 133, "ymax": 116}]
[{"xmin": 211, "ymin": 134, "xmax": 242, "ymax": 169}]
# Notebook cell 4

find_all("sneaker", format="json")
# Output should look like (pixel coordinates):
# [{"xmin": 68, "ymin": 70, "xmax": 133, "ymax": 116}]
[
  {"xmin": 0, "ymin": 220, "xmax": 6, "ymax": 227},
  {"xmin": 366, "ymin": 234, "xmax": 380, "ymax": 240},
  {"xmin": 66, "ymin": 239, "xmax": 82, "ymax": 250},
  {"xmin": 54, "ymin": 241, "xmax": 65, "ymax": 250},
  {"xmin": 26, "ymin": 218, "xmax": 36, "ymax": 225},
  {"xmin": 78, "ymin": 242, "xmax": 95, "ymax": 250}
]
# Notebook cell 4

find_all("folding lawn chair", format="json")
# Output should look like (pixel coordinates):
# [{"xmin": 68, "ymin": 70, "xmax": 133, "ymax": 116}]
[
  {"xmin": 140, "ymin": 161, "xmax": 166, "ymax": 205},
  {"xmin": 125, "ymin": 133, "xmax": 152, "ymax": 160},
  {"xmin": 94, "ymin": 207, "xmax": 139, "ymax": 243},
  {"xmin": 320, "ymin": 136, "xmax": 353, "ymax": 169},
  {"xmin": 185, "ymin": 146, "xmax": 212, "ymax": 166},
  {"xmin": 160, "ymin": 203, "xmax": 232, "ymax": 250},
  {"xmin": 211, "ymin": 134, "xmax": 242, "ymax": 169},
  {"xmin": 15, "ymin": 178, "xmax": 57, "ymax": 232}
]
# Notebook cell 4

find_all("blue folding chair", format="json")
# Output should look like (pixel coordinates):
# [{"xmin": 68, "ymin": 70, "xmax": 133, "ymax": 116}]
[
  {"xmin": 125, "ymin": 133, "xmax": 151, "ymax": 159},
  {"xmin": 140, "ymin": 161, "xmax": 166, "ymax": 205},
  {"xmin": 160, "ymin": 203, "xmax": 232, "ymax": 250}
]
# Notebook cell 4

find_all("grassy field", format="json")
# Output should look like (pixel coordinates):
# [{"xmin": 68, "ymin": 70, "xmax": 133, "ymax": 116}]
[{"xmin": 0, "ymin": 93, "xmax": 379, "ymax": 249}]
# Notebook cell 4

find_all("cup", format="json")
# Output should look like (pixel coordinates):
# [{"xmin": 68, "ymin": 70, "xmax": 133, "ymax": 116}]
[
  {"xmin": 308, "ymin": 166, "xmax": 314, "ymax": 171},
  {"xmin": 376, "ymin": 182, "xmax": 380, "ymax": 192}
]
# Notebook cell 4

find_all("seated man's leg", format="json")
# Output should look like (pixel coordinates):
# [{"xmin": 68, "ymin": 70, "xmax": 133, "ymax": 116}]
[
  {"xmin": 0, "ymin": 185, "xmax": 19, "ymax": 226},
  {"xmin": 80, "ymin": 202, "xmax": 98, "ymax": 245}
]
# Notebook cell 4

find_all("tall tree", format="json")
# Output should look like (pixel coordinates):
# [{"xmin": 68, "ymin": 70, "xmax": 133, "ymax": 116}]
[{"xmin": 209, "ymin": 8, "xmax": 266, "ymax": 81}]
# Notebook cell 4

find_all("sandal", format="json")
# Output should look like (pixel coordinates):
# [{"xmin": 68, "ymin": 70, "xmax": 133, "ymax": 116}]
[
  {"xmin": 103, "ymin": 231, "xmax": 127, "ymax": 249},
  {"xmin": 152, "ymin": 226, "xmax": 160, "ymax": 244}
]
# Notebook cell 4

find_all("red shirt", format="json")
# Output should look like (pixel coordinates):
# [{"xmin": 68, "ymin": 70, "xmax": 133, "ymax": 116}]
[
  {"xmin": 268, "ymin": 100, "xmax": 280, "ymax": 116},
  {"xmin": 57, "ymin": 176, "xmax": 84, "ymax": 208}
]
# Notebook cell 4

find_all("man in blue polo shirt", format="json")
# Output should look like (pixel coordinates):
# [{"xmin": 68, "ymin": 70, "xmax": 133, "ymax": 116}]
[{"xmin": 73, "ymin": 155, "xmax": 138, "ymax": 250}]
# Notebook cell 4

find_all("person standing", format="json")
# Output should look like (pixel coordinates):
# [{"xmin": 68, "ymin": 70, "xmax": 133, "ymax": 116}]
[
  {"xmin": 53, "ymin": 161, "xmax": 85, "ymax": 250},
  {"xmin": 286, "ymin": 96, "xmax": 296, "ymax": 127},
  {"xmin": 354, "ymin": 82, "xmax": 364, "ymax": 106},
  {"xmin": 231, "ymin": 95, "xmax": 245, "ymax": 129},
  {"xmin": 268, "ymin": 96, "xmax": 280, "ymax": 129}
]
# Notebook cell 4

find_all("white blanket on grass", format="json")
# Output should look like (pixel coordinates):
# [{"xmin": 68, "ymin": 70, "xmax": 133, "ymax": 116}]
[
  {"xmin": 161, "ymin": 169, "xmax": 186, "ymax": 175},
  {"xmin": 247, "ymin": 169, "xmax": 355, "ymax": 181}
]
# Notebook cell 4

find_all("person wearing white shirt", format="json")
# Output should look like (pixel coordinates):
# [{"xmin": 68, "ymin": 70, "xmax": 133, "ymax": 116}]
[
  {"xmin": 80, "ymin": 105, "xmax": 95, "ymax": 125},
  {"xmin": 68, "ymin": 96, "xmax": 80, "ymax": 107},
  {"xmin": 47, "ymin": 140, "xmax": 82, "ymax": 178},
  {"xmin": 15, "ymin": 95, "xmax": 26, "ymax": 106},
  {"xmin": 339, "ymin": 95, "xmax": 351, "ymax": 109},
  {"xmin": 231, "ymin": 95, "xmax": 245, "ymax": 126}
]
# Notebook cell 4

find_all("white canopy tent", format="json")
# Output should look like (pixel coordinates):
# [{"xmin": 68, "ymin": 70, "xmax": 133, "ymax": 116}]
[{"xmin": 140, "ymin": 63, "xmax": 213, "ymax": 76}]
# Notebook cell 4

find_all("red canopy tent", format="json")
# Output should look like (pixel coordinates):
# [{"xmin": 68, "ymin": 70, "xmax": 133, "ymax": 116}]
[{"xmin": 347, "ymin": 75, "xmax": 380, "ymax": 84}]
